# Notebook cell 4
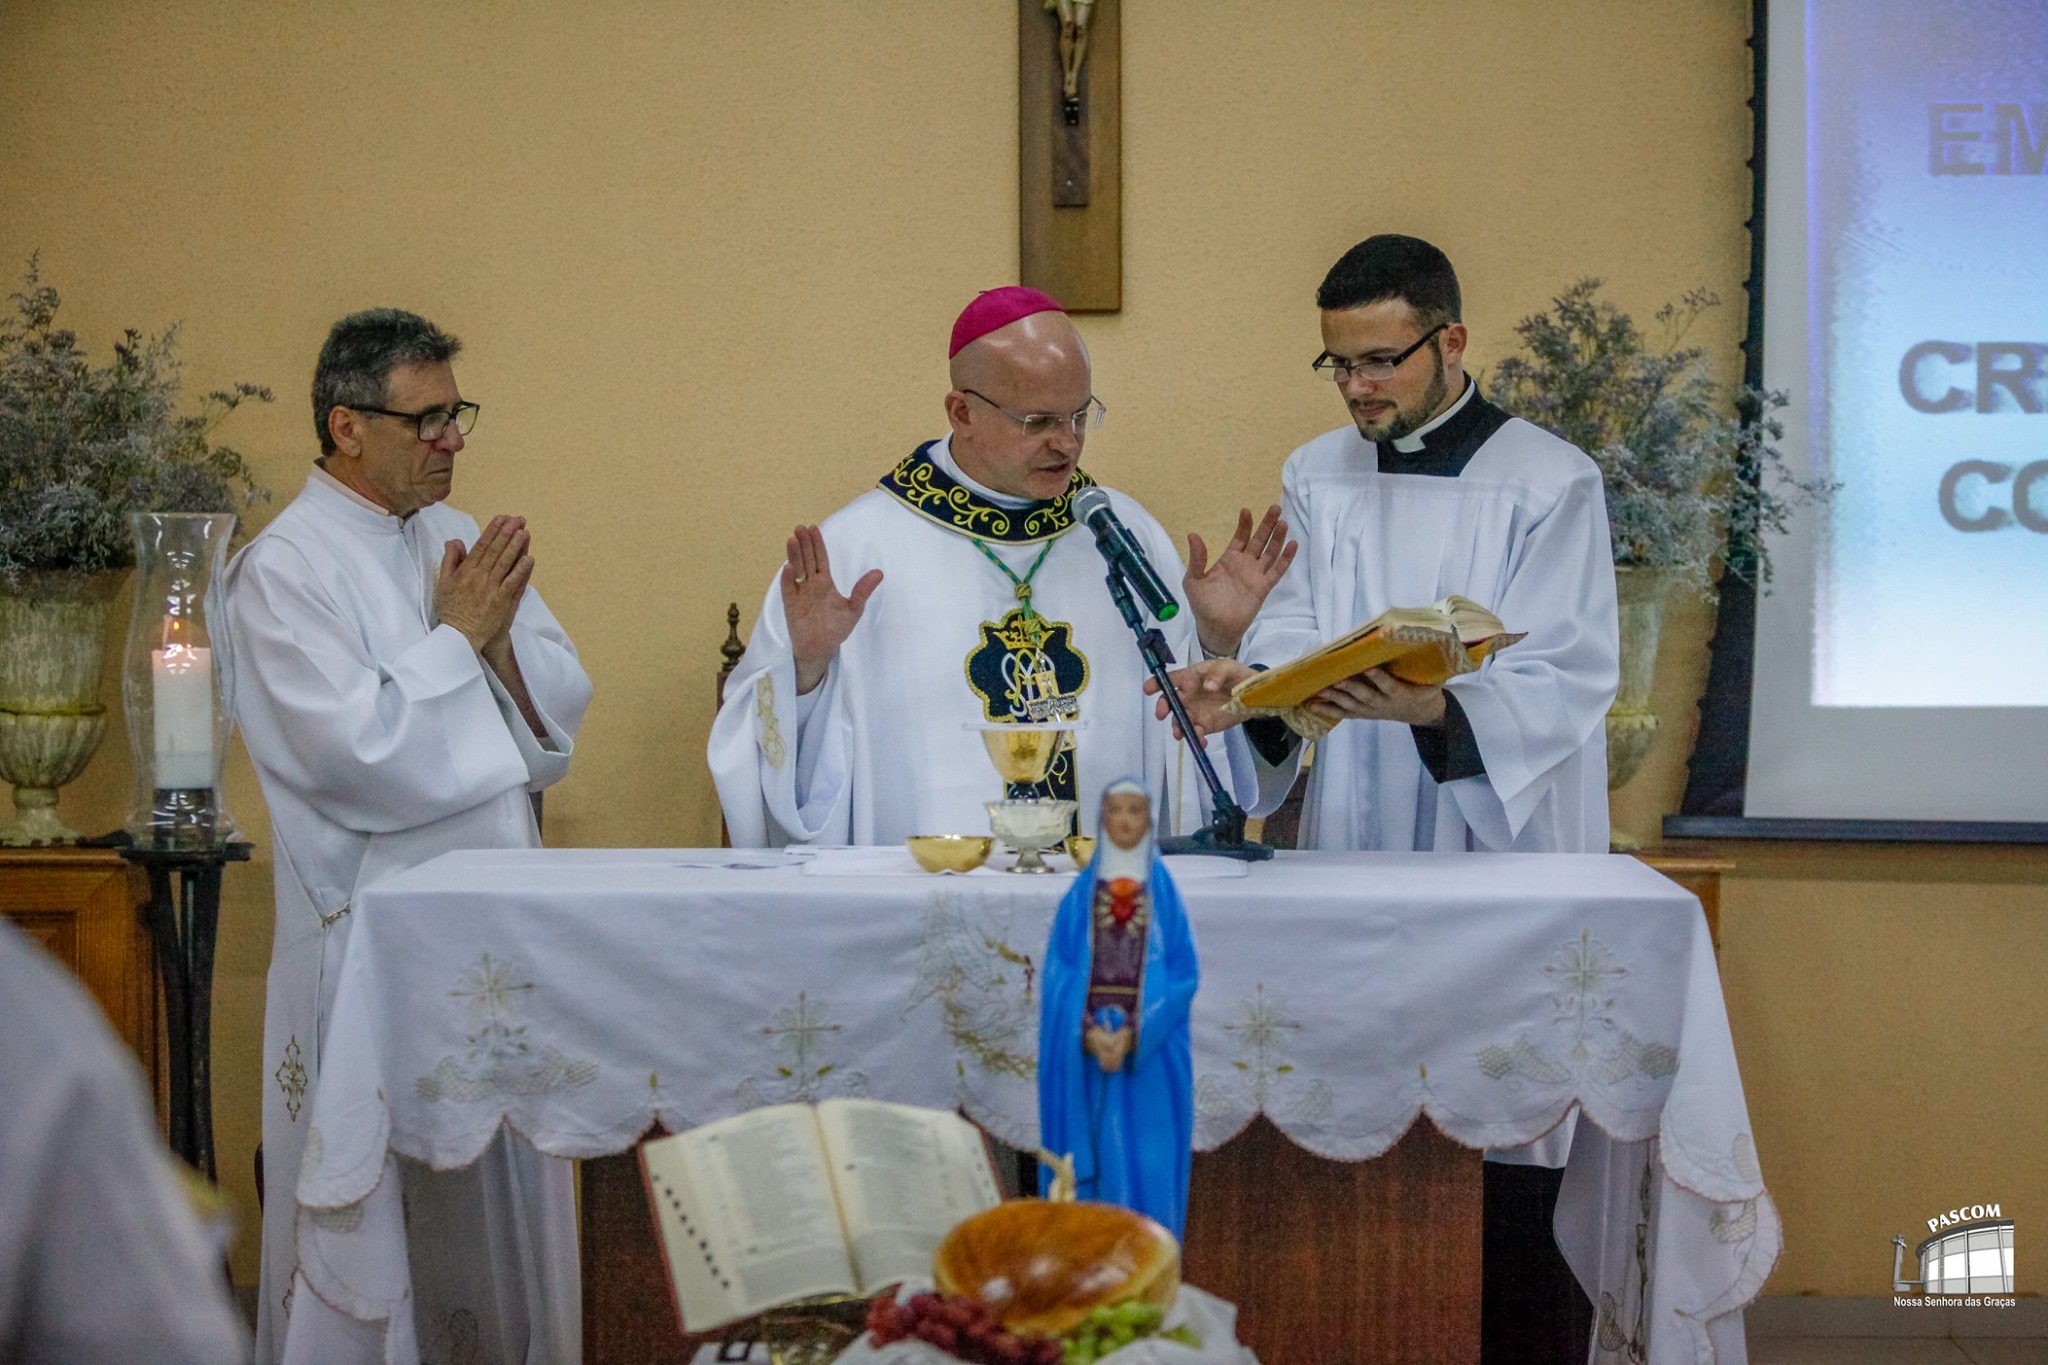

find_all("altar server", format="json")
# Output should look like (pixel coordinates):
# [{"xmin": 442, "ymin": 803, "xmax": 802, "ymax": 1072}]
[
  {"xmin": 225, "ymin": 309, "xmax": 591, "ymax": 1363},
  {"xmin": 711, "ymin": 287, "xmax": 1284, "ymax": 847},
  {"xmin": 1161, "ymin": 234, "xmax": 1618, "ymax": 1360},
  {"xmin": 1165, "ymin": 235, "xmax": 1619, "ymax": 855},
  {"xmin": 0, "ymin": 920, "xmax": 249, "ymax": 1365}
]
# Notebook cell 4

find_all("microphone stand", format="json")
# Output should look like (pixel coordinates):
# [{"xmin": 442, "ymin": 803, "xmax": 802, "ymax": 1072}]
[{"xmin": 1102, "ymin": 563, "xmax": 1274, "ymax": 861}]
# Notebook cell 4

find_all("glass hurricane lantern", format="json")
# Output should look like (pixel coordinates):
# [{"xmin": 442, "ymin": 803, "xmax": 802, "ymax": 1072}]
[{"xmin": 122, "ymin": 512, "xmax": 238, "ymax": 850}]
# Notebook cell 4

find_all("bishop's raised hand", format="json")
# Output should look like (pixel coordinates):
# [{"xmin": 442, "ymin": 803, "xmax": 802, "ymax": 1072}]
[
  {"xmin": 782, "ymin": 523, "xmax": 883, "ymax": 695},
  {"xmin": 1182, "ymin": 504, "xmax": 1296, "ymax": 659}
]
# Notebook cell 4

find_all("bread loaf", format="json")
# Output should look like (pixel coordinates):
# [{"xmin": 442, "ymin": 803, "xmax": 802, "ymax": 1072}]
[{"xmin": 930, "ymin": 1199, "xmax": 1180, "ymax": 1337}]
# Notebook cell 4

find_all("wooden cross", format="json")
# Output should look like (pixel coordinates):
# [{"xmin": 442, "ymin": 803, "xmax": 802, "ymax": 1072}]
[{"xmin": 1019, "ymin": 0, "xmax": 1120, "ymax": 312}]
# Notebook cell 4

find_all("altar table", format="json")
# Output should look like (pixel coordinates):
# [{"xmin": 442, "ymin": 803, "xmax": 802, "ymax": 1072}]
[{"xmin": 286, "ymin": 848, "xmax": 1777, "ymax": 1365}]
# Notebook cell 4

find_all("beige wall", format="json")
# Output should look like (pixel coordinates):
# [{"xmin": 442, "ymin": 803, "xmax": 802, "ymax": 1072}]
[{"xmin": 6, "ymin": 1, "xmax": 2033, "ymax": 1300}]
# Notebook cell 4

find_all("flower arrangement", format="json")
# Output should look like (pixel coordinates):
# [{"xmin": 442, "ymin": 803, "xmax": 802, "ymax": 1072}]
[
  {"xmin": 1490, "ymin": 278, "xmax": 1830, "ymax": 593},
  {"xmin": 0, "ymin": 255, "xmax": 269, "ymax": 581}
]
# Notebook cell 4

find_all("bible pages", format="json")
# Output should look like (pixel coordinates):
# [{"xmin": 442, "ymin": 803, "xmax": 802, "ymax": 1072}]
[{"xmin": 640, "ymin": 1099, "xmax": 1002, "ymax": 1332}]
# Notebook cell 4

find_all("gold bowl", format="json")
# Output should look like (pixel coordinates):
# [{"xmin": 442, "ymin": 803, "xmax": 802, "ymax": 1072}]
[
  {"xmin": 906, "ymin": 834, "xmax": 995, "ymax": 874},
  {"xmin": 1064, "ymin": 834, "xmax": 1095, "ymax": 869}
]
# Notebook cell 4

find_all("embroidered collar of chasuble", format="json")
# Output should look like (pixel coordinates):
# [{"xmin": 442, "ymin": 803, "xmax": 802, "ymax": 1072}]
[{"xmin": 877, "ymin": 440, "xmax": 1098, "ymax": 544}]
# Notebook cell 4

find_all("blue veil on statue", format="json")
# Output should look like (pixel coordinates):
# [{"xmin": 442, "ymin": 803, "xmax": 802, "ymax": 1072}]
[{"xmin": 1036, "ymin": 779, "xmax": 1199, "ymax": 1239}]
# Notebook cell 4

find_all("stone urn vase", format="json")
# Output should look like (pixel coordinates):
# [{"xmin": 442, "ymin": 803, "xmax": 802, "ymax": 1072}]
[
  {"xmin": 1605, "ymin": 565, "xmax": 1672, "ymax": 795},
  {"xmin": 0, "ymin": 570, "xmax": 127, "ymax": 844}
]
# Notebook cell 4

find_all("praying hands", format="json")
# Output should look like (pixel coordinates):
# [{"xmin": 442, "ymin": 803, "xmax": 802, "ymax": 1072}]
[{"xmin": 437, "ymin": 514, "xmax": 532, "ymax": 654}]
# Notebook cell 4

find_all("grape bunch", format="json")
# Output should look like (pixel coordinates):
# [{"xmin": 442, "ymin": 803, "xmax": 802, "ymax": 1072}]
[
  {"xmin": 864, "ymin": 1291, "xmax": 1064, "ymax": 1365},
  {"xmin": 1059, "ymin": 1301, "xmax": 1199, "ymax": 1365}
]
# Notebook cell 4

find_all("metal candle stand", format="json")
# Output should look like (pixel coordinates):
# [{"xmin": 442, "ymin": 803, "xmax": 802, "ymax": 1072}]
[{"xmin": 119, "ymin": 840, "xmax": 251, "ymax": 1180}]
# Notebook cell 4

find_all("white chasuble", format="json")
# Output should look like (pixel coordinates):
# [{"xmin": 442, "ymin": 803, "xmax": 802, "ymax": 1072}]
[
  {"xmin": 225, "ymin": 470, "xmax": 592, "ymax": 1365},
  {"xmin": 711, "ymin": 439, "xmax": 1257, "ymax": 847},
  {"xmin": 1244, "ymin": 394, "xmax": 1619, "ymax": 855}
]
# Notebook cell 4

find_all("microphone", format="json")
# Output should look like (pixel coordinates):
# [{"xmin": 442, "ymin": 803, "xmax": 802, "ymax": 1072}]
[{"xmin": 1072, "ymin": 487, "xmax": 1179, "ymax": 621}]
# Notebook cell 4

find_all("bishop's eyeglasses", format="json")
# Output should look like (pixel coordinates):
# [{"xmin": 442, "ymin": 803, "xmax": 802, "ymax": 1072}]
[
  {"xmin": 1311, "ymin": 323, "xmax": 1448, "ymax": 383},
  {"xmin": 962, "ymin": 388, "xmax": 1106, "ymax": 438},
  {"xmin": 348, "ymin": 401, "xmax": 482, "ymax": 442}
]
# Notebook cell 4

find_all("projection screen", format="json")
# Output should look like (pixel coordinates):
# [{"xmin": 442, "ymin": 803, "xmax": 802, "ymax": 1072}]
[{"xmin": 1742, "ymin": 0, "xmax": 2048, "ymax": 824}]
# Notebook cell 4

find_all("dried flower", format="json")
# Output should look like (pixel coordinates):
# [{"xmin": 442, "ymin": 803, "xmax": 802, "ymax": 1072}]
[
  {"xmin": 1489, "ymin": 279, "xmax": 1832, "ymax": 593},
  {"xmin": 0, "ymin": 254, "xmax": 270, "ymax": 579}
]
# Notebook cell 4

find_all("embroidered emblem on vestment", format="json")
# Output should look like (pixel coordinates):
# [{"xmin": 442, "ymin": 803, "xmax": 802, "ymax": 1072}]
[
  {"xmin": 275, "ymin": 1035, "xmax": 309, "ymax": 1121},
  {"xmin": 756, "ymin": 673, "xmax": 786, "ymax": 771},
  {"xmin": 964, "ymin": 608, "xmax": 1087, "ymax": 803}
]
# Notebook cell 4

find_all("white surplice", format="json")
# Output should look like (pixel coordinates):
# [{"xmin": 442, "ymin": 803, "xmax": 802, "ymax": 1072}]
[
  {"xmin": 0, "ymin": 921, "xmax": 250, "ymax": 1365},
  {"xmin": 224, "ymin": 468, "xmax": 592, "ymax": 1365},
  {"xmin": 711, "ymin": 439, "xmax": 1257, "ymax": 847},
  {"xmin": 1245, "ymin": 389, "xmax": 1619, "ymax": 855}
]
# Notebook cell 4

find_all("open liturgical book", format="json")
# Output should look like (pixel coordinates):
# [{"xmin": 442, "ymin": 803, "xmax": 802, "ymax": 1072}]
[
  {"xmin": 1228, "ymin": 595, "xmax": 1524, "ymax": 736},
  {"xmin": 641, "ymin": 1099, "xmax": 1002, "ymax": 1332}
]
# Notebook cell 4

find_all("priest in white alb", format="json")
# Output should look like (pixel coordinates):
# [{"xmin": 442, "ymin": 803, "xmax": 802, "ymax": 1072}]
[
  {"xmin": 710, "ymin": 287, "xmax": 1291, "ymax": 847},
  {"xmin": 225, "ymin": 308, "xmax": 591, "ymax": 1364}
]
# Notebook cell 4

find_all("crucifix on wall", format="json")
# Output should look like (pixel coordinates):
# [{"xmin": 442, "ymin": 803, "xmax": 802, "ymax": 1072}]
[{"xmin": 1020, "ymin": 0, "xmax": 1120, "ymax": 312}]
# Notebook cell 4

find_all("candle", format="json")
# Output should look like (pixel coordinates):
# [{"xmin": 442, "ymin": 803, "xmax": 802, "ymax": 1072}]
[{"xmin": 151, "ymin": 642, "xmax": 215, "ymax": 789}]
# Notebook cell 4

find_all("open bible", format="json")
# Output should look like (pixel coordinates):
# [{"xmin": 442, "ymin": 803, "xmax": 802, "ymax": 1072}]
[
  {"xmin": 1228, "ymin": 596, "xmax": 1523, "ymax": 734},
  {"xmin": 640, "ymin": 1098, "xmax": 1003, "ymax": 1332}
]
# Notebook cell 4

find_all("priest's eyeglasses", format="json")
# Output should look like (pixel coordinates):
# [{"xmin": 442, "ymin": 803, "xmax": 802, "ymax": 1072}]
[
  {"xmin": 1311, "ymin": 324, "xmax": 1448, "ymax": 382},
  {"xmin": 962, "ymin": 389, "xmax": 1106, "ymax": 438},
  {"xmin": 348, "ymin": 401, "xmax": 481, "ymax": 442}
]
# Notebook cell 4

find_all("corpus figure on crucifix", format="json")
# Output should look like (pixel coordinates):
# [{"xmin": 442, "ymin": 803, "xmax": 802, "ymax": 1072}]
[
  {"xmin": 1047, "ymin": 0, "xmax": 1095, "ymax": 121},
  {"xmin": 1037, "ymin": 779, "xmax": 1198, "ymax": 1238}
]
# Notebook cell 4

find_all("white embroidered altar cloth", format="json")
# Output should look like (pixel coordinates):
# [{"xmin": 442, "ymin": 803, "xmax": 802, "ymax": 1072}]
[{"xmin": 290, "ymin": 848, "xmax": 1777, "ymax": 1365}]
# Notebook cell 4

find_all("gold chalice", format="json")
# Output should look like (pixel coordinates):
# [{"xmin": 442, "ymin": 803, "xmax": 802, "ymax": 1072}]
[
  {"xmin": 969, "ymin": 721, "xmax": 1082, "ymax": 874},
  {"xmin": 977, "ymin": 724, "xmax": 1066, "ymax": 787}
]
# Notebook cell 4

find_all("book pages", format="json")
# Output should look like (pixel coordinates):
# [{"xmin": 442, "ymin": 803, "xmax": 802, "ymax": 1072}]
[
  {"xmin": 816, "ymin": 1099, "xmax": 1002, "ymax": 1293},
  {"xmin": 643, "ymin": 1107, "xmax": 858, "ymax": 1330}
]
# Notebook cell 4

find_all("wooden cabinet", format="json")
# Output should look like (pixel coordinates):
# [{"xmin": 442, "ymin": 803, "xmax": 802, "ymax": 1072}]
[
  {"xmin": 1633, "ymin": 845, "xmax": 1732, "ymax": 950},
  {"xmin": 0, "ymin": 848, "xmax": 160, "ymax": 1108}
]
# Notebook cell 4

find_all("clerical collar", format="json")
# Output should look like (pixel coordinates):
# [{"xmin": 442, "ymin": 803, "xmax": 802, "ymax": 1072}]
[
  {"xmin": 309, "ymin": 461, "xmax": 408, "ymax": 524},
  {"xmin": 931, "ymin": 438, "xmax": 1035, "ymax": 511},
  {"xmin": 1391, "ymin": 378, "xmax": 1475, "ymax": 452},
  {"xmin": 877, "ymin": 438, "xmax": 1096, "ymax": 544},
  {"xmin": 1375, "ymin": 379, "xmax": 1512, "ymax": 478}
]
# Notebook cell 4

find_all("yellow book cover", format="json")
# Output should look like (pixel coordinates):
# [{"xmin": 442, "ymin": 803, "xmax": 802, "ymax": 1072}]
[{"xmin": 1232, "ymin": 596, "xmax": 1523, "ymax": 714}]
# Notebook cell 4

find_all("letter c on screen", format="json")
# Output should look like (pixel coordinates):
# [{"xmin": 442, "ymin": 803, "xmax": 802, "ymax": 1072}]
[
  {"xmin": 1939, "ymin": 460, "xmax": 2013, "ymax": 531},
  {"xmin": 1902, "ymin": 341, "xmax": 1974, "ymax": 413},
  {"xmin": 2012, "ymin": 460, "xmax": 2048, "ymax": 533}
]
